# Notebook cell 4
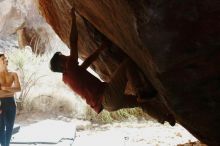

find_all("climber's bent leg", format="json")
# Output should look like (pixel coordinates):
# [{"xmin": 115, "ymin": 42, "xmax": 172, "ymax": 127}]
[
  {"xmin": 126, "ymin": 63, "xmax": 157, "ymax": 102},
  {"xmin": 102, "ymin": 58, "xmax": 139, "ymax": 111}
]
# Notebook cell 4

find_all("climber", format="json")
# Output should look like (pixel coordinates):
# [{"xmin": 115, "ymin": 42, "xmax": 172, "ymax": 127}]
[
  {"xmin": 49, "ymin": 8, "xmax": 148, "ymax": 112},
  {"xmin": 50, "ymin": 8, "xmax": 175, "ymax": 125}
]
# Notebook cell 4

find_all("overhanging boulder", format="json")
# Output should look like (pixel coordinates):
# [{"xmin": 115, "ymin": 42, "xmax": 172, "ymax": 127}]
[{"xmin": 37, "ymin": 0, "xmax": 220, "ymax": 145}]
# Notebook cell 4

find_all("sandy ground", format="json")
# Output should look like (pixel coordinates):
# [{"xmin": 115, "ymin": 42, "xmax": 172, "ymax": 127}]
[{"xmin": 10, "ymin": 111, "xmax": 206, "ymax": 146}]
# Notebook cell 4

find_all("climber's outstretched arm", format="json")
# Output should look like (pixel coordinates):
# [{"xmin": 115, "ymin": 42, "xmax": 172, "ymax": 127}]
[
  {"xmin": 69, "ymin": 7, "xmax": 78, "ymax": 60},
  {"xmin": 80, "ymin": 42, "xmax": 106, "ymax": 69}
]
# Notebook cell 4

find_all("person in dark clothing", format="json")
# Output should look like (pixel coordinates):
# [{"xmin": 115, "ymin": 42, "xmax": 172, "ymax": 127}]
[{"xmin": 0, "ymin": 54, "xmax": 21, "ymax": 146}]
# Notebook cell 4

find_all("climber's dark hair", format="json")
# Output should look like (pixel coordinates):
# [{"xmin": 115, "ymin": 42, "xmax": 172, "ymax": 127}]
[
  {"xmin": 50, "ymin": 52, "xmax": 65, "ymax": 73},
  {"xmin": 0, "ymin": 53, "xmax": 4, "ymax": 57}
]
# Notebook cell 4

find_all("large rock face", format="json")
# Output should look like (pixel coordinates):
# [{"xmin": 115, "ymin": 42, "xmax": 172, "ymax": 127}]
[{"xmin": 37, "ymin": 0, "xmax": 220, "ymax": 145}]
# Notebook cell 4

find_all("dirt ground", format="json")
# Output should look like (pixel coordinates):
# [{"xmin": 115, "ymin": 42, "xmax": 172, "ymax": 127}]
[{"xmin": 12, "ymin": 111, "xmax": 207, "ymax": 146}]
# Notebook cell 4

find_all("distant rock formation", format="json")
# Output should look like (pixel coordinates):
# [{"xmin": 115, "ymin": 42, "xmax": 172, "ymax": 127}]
[
  {"xmin": 0, "ymin": 0, "xmax": 24, "ymax": 38},
  {"xmin": 0, "ymin": 0, "xmax": 55, "ymax": 55}
]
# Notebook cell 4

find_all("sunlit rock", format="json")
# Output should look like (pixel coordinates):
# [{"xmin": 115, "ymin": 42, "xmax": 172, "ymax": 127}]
[{"xmin": 0, "ymin": 0, "xmax": 24, "ymax": 38}]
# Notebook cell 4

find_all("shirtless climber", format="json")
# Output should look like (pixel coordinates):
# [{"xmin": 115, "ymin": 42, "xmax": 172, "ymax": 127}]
[
  {"xmin": 0, "ymin": 53, "xmax": 21, "ymax": 146},
  {"xmin": 50, "ymin": 8, "xmax": 175, "ymax": 126}
]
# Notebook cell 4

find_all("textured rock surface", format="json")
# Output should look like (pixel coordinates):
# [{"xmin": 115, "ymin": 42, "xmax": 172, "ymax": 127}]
[
  {"xmin": 17, "ymin": 26, "xmax": 51, "ymax": 54},
  {"xmin": 37, "ymin": 0, "xmax": 220, "ymax": 145},
  {"xmin": 0, "ymin": 0, "xmax": 55, "ymax": 54},
  {"xmin": 0, "ymin": 0, "xmax": 24, "ymax": 38}
]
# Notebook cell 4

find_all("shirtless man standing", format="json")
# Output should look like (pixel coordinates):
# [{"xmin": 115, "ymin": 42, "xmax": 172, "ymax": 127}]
[{"xmin": 0, "ymin": 53, "xmax": 21, "ymax": 146}]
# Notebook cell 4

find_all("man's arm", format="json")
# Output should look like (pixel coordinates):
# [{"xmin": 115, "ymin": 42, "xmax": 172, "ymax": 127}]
[
  {"xmin": 0, "ymin": 84, "xmax": 15, "ymax": 98},
  {"xmin": 69, "ymin": 7, "xmax": 78, "ymax": 61},
  {"xmin": 0, "ymin": 90, "xmax": 15, "ymax": 98},
  {"xmin": 80, "ymin": 42, "xmax": 106, "ymax": 69},
  {"xmin": 1, "ymin": 73, "xmax": 21, "ymax": 93}
]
